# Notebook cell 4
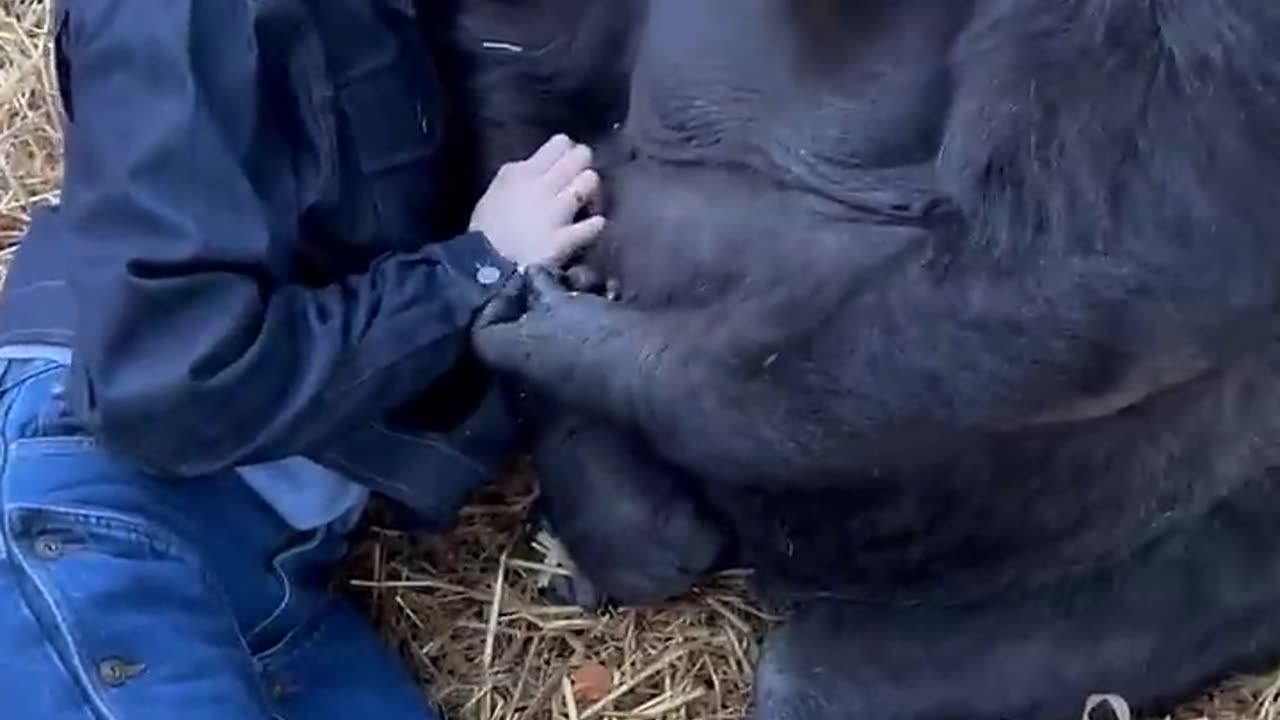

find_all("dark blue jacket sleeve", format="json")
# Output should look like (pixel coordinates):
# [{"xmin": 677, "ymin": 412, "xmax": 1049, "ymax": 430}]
[{"xmin": 58, "ymin": 0, "xmax": 518, "ymax": 476}]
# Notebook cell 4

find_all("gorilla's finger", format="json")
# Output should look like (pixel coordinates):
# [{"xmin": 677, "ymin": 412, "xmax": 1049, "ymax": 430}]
[
  {"xmin": 556, "ymin": 169, "xmax": 602, "ymax": 221},
  {"xmin": 565, "ymin": 264, "xmax": 607, "ymax": 294},
  {"xmin": 555, "ymin": 216, "xmax": 607, "ymax": 261},
  {"xmin": 543, "ymin": 143, "xmax": 594, "ymax": 190},
  {"xmin": 526, "ymin": 264, "xmax": 573, "ymax": 301},
  {"xmin": 540, "ymin": 567, "xmax": 609, "ymax": 612}
]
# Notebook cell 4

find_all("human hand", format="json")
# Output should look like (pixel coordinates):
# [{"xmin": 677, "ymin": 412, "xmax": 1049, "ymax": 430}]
[{"xmin": 469, "ymin": 134, "xmax": 607, "ymax": 268}]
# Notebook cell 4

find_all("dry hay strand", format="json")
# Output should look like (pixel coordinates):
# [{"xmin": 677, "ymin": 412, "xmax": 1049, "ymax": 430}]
[
  {"xmin": 3, "ymin": 1, "xmax": 1280, "ymax": 718},
  {"xmin": 339, "ymin": 472, "xmax": 1280, "ymax": 720},
  {"xmin": 341, "ymin": 472, "xmax": 776, "ymax": 720},
  {"xmin": 0, "ymin": 0, "xmax": 61, "ymax": 254}
]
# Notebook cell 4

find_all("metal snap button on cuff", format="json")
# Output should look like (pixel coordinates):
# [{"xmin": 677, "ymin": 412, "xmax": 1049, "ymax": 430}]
[
  {"xmin": 476, "ymin": 265, "xmax": 503, "ymax": 286},
  {"xmin": 98, "ymin": 658, "xmax": 146, "ymax": 687}
]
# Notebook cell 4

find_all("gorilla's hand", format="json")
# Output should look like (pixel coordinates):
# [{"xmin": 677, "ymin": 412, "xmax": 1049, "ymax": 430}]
[
  {"xmin": 563, "ymin": 264, "xmax": 622, "ymax": 300},
  {"xmin": 564, "ymin": 264, "xmax": 607, "ymax": 294},
  {"xmin": 472, "ymin": 266, "xmax": 627, "ymax": 400}
]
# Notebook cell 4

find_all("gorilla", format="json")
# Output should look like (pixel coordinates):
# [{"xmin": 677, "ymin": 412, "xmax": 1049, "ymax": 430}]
[{"xmin": 429, "ymin": 0, "xmax": 1280, "ymax": 718}]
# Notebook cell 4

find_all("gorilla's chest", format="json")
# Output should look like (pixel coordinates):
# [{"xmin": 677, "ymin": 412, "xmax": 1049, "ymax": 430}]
[
  {"xmin": 588, "ymin": 0, "xmax": 969, "ymax": 306},
  {"xmin": 595, "ymin": 158, "xmax": 943, "ymax": 310}
]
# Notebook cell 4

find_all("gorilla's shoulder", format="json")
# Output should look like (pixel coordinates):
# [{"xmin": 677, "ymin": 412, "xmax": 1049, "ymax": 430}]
[{"xmin": 940, "ymin": 0, "xmax": 1280, "ymax": 263}]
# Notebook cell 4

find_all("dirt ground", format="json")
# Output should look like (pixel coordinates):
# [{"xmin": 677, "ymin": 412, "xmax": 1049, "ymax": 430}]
[{"xmin": 3, "ymin": 1, "xmax": 1280, "ymax": 718}]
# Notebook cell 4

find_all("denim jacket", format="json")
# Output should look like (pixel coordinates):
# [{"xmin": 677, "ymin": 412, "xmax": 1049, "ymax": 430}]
[{"xmin": 0, "ymin": 0, "xmax": 524, "ymax": 530}]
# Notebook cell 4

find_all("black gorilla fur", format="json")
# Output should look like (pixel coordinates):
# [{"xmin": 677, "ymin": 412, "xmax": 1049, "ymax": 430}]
[{"xmin": 435, "ymin": 0, "xmax": 1280, "ymax": 718}]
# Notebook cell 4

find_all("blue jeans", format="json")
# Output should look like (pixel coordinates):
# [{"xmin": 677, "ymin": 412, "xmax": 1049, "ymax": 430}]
[{"xmin": 0, "ymin": 356, "xmax": 439, "ymax": 720}]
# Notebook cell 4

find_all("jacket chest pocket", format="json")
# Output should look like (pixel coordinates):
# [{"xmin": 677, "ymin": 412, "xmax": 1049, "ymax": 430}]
[{"xmin": 299, "ymin": 0, "xmax": 450, "ymax": 259}]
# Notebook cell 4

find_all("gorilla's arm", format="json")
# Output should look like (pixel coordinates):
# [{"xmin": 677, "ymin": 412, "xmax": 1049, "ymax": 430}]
[{"xmin": 827, "ymin": 0, "xmax": 1280, "ymax": 429}]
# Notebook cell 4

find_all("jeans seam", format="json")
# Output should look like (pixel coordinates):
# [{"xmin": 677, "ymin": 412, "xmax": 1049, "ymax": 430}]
[
  {"xmin": 0, "ymin": 370, "xmax": 279, "ymax": 717},
  {"xmin": 0, "ymin": 361, "xmax": 61, "ymax": 401},
  {"xmin": 253, "ymin": 598, "xmax": 336, "ymax": 671},
  {"xmin": 17, "ymin": 598, "xmax": 97, "ymax": 720},
  {"xmin": 7, "ymin": 540, "xmax": 121, "ymax": 720},
  {"xmin": 4, "ymin": 502, "xmax": 185, "ymax": 557},
  {"xmin": 1, "ymin": 370, "xmax": 121, "ymax": 720},
  {"xmin": 245, "ymin": 526, "xmax": 329, "ymax": 648},
  {"xmin": 10, "ymin": 436, "xmax": 99, "ymax": 453},
  {"xmin": 3, "ymin": 499, "xmax": 283, "ymax": 718}
]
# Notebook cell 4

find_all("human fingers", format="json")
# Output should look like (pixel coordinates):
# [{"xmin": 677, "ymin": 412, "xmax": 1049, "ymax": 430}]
[
  {"xmin": 554, "ymin": 169, "xmax": 602, "ymax": 220},
  {"xmin": 542, "ymin": 142, "xmax": 594, "ymax": 189},
  {"xmin": 552, "ymin": 216, "xmax": 608, "ymax": 262},
  {"xmin": 522, "ymin": 134, "xmax": 575, "ymax": 174}
]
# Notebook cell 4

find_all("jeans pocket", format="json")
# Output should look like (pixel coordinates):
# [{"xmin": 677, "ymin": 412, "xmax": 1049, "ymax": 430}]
[{"xmin": 2, "ymin": 444, "xmax": 279, "ymax": 720}]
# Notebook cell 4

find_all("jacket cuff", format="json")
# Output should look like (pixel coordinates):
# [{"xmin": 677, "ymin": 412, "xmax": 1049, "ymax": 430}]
[{"xmin": 435, "ymin": 230, "xmax": 519, "ymax": 309}]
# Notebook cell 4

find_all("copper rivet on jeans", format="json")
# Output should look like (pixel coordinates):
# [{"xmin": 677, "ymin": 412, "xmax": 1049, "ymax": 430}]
[
  {"xmin": 476, "ymin": 265, "xmax": 502, "ymax": 285},
  {"xmin": 32, "ymin": 535, "xmax": 62, "ymax": 560},
  {"xmin": 98, "ymin": 658, "xmax": 146, "ymax": 687}
]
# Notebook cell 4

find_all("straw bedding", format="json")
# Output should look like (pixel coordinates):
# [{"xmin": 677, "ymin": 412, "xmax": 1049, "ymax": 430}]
[{"xmin": 2, "ymin": 1, "xmax": 1278, "ymax": 717}]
